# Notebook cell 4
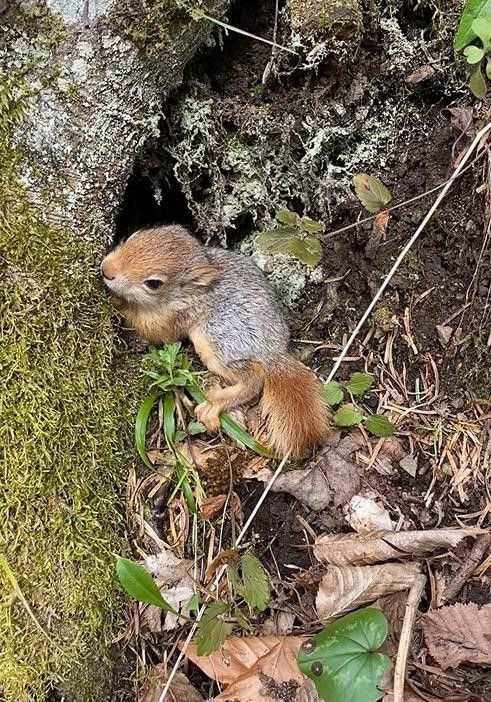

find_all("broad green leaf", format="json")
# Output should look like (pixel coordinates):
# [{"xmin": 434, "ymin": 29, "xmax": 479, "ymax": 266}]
[
  {"xmin": 288, "ymin": 235, "xmax": 323, "ymax": 266},
  {"xmin": 365, "ymin": 414, "xmax": 395, "ymax": 437},
  {"xmin": 322, "ymin": 381, "xmax": 344, "ymax": 406},
  {"xmin": 135, "ymin": 392, "xmax": 159, "ymax": 468},
  {"xmin": 333, "ymin": 403, "xmax": 363, "ymax": 427},
  {"xmin": 297, "ymin": 608, "xmax": 392, "ymax": 702},
  {"xmin": 454, "ymin": 0, "xmax": 491, "ymax": 50},
  {"xmin": 240, "ymin": 553, "xmax": 270, "ymax": 612},
  {"xmin": 196, "ymin": 601, "xmax": 233, "ymax": 656},
  {"xmin": 353, "ymin": 174, "xmax": 392, "ymax": 214},
  {"xmin": 345, "ymin": 372, "xmax": 373, "ymax": 397},
  {"xmin": 486, "ymin": 56, "xmax": 491, "ymax": 78},
  {"xmin": 187, "ymin": 420, "xmax": 206, "ymax": 435},
  {"xmin": 472, "ymin": 16, "xmax": 491, "ymax": 47},
  {"xmin": 469, "ymin": 65, "xmax": 487, "ymax": 97},
  {"xmin": 301, "ymin": 216, "xmax": 323, "ymax": 233},
  {"xmin": 256, "ymin": 227, "xmax": 299, "ymax": 257},
  {"xmin": 116, "ymin": 558, "xmax": 176, "ymax": 612},
  {"xmin": 174, "ymin": 430, "xmax": 187, "ymax": 443},
  {"xmin": 464, "ymin": 45, "xmax": 485, "ymax": 63},
  {"xmin": 276, "ymin": 209, "xmax": 298, "ymax": 226}
]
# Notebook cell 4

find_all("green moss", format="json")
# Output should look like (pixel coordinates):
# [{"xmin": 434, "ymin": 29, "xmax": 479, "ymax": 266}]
[
  {"xmin": 0, "ymin": 10, "xmax": 141, "ymax": 702},
  {"xmin": 289, "ymin": 0, "xmax": 362, "ymax": 41},
  {"xmin": 109, "ymin": 0, "xmax": 187, "ymax": 57}
]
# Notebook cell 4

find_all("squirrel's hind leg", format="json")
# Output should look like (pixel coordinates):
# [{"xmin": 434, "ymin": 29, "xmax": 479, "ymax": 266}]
[{"xmin": 195, "ymin": 361, "xmax": 265, "ymax": 432}]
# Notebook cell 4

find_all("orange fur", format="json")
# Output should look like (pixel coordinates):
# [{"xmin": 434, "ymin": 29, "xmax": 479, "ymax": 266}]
[{"xmin": 261, "ymin": 357, "xmax": 328, "ymax": 458}]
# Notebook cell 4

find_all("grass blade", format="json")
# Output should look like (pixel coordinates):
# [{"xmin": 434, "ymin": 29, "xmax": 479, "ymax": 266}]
[{"xmin": 135, "ymin": 392, "xmax": 160, "ymax": 468}]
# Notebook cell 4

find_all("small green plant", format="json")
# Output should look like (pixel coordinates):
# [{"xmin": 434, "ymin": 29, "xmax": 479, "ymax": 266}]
[
  {"xmin": 323, "ymin": 372, "xmax": 395, "ymax": 437},
  {"xmin": 135, "ymin": 343, "xmax": 272, "ymax": 510},
  {"xmin": 116, "ymin": 551, "xmax": 271, "ymax": 656},
  {"xmin": 353, "ymin": 174, "xmax": 392, "ymax": 214},
  {"xmin": 297, "ymin": 608, "xmax": 392, "ymax": 702},
  {"xmin": 256, "ymin": 210, "xmax": 323, "ymax": 266},
  {"xmin": 455, "ymin": 0, "xmax": 491, "ymax": 97}
]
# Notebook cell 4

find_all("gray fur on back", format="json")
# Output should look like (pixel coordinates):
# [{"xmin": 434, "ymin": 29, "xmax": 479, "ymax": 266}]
[{"xmin": 203, "ymin": 248, "xmax": 290, "ymax": 365}]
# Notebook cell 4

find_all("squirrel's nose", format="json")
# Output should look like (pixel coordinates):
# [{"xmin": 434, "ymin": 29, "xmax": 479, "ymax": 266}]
[{"xmin": 100, "ymin": 262, "xmax": 115, "ymax": 281}]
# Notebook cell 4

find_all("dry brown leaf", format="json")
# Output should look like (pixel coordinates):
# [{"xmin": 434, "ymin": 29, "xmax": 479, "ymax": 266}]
[
  {"xmin": 316, "ymin": 563, "xmax": 420, "ymax": 620},
  {"xmin": 184, "ymin": 635, "xmax": 304, "ymax": 686},
  {"xmin": 405, "ymin": 64, "xmax": 435, "ymax": 84},
  {"xmin": 202, "ymin": 494, "xmax": 227, "ymax": 520},
  {"xmin": 213, "ymin": 637, "xmax": 305, "ymax": 701},
  {"xmin": 374, "ymin": 591, "xmax": 408, "ymax": 657},
  {"xmin": 446, "ymin": 106, "xmax": 477, "ymax": 139},
  {"xmin": 141, "ymin": 667, "xmax": 203, "ymax": 702},
  {"xmin": 374, "ymin": 210, "xmax": 390, "ymax": 237},
  {"xmin": 314, "ymin": 528, "xmax": 485, "ymax": 566},
  {"xmin": 295, "ymin": 679, "xmax": 321, "ymax": 702},
  {"xmin": 423, "ymin": 603, "xmax": 491, "ymax": 669},
  {"xmin": 253, "ymin": 446, "xmax": 361, "ymax": 511},
  {"xmin": 261, "ymin": 611, "xmax": 296, "ymax": 636}
]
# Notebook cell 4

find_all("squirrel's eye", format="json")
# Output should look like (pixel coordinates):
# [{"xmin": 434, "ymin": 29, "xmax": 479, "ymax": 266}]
[{"xmin": 144, "ymin": 279, "xmax": 164, "ymax": 290}]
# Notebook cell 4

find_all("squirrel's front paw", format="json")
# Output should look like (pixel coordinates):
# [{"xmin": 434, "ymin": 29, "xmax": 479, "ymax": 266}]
[{"xmin": 195, "ymin": 401, "xmax": 221, "ymax": 432}]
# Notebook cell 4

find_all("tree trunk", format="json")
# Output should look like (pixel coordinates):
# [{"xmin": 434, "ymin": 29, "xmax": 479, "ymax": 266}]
[{"xmin": 0, "ymin": 1, "xmax": 227, "ymax": 700}]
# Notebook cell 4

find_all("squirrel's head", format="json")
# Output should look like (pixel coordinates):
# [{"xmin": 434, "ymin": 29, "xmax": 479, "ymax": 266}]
[{"xmin": 100, "ymin": 226, "xmax": 219, "ymax": 307}]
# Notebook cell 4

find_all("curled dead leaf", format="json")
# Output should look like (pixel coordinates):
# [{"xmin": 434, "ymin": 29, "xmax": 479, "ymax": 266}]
[
  {"xmin": 423, "ymin": 602, "xmax": 491, "ymax": 669},
  {"xmin": 314, "ymin": 527, "xmax": 486, "ymax": 566},
  {"xmin": 344, "ymin": 493, "xmax": 395, "ymax": 533},
  {"xmin": 316, "ymin": 563, "xmax": 420, "ymax": 620}
]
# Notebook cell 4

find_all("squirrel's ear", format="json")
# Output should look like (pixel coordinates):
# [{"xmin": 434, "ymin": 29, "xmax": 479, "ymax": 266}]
[{"xmin": 184, "ymin": 264, "xmax": 220, "ymax": 287}]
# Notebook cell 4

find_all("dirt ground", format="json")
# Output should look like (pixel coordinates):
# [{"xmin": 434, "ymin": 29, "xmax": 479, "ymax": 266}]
[{"xmin": 111, "ymin": 1, "xmax": 491, "ymax": 700}]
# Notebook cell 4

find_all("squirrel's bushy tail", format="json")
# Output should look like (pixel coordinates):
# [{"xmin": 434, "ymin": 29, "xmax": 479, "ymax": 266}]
[{"xmin": 260, "ymin": 356, "xmax": 328, "ymax": 459}]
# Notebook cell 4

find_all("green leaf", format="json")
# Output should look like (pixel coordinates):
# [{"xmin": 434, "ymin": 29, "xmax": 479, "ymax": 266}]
[
  {"xmin": 256, "ymin": 227, "xmax": 299, "ymax": 256},
  {"xmin": 135, "ymin": 392, "xmax": 159, "ymax": 468},
  {"xmin": 196, "ymin": 601, "xmax": 233, "ymax": 656},
  {"xmin": 288, "ymin": 235, "xmax": 323, "ymax": 266},
  {"xmin": 469, "ymin": 65, "xmax": 487, "ymax": 97},
  {"xmin": 353, "ymin": 174, "xmax": 392, "ymax": 214},
  {"xmin": 464, "ymin": 45, "xmax": 485, "ymax": 63},
  {"xmin": 174, "ymin": 430, "xmax": 187, "ymax": 443},
  {"xmin": 454, "ymin": 0, "xmax": 491, "ymax": 50},
  {"xmin": 240, "ymin": 553, "xmax": 270, "ymax": 612},
  {"xmin": 163, "ymin": 392, "xmax": 176, "ymax": 445},
  {"xmin": 116, "ymin": 558, "xmax": 176, "ymax": 612},
  {"xmin": 333, "ymin": 403, "xmax": 364, "ymax": 427},
  {"xmin": 471, "ymin": 16, "xmax": 491, "ymax": 47},
  {"xmin": 345, "ymin": 372, "xmax": 373, "ymax": 397},
  {"xmin": 322, "ymin": 381, "xmax": 344, "ymax": 406},
  {"xmin": 486, "ymin": 56, "xmax": 491, "ymax": 78},
  {"xmin": 297, "ymin": 608, "xmax": 392, "ymax": 702},
  {"xmin": 365, "ymin": 415, "xmax": 395, "ymax": 437},
  {"xmin": 187, "ymin": 420, "xmax": 206, "ymax": 435},
  {"xmin": 275, "ymin": 209, "xmax": 298, "ymax": 226},
  {"xmin": 301, "ymin": 216, "xmax": 323, "ymax": 233},
  {"xmin": 185, "ymin": 592, "xmax": 200, "ymax": 614}
]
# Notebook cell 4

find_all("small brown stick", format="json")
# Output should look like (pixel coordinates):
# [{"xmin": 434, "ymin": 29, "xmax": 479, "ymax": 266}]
[
  {"xmin": 443, "ymin": 533, "xmax": 491, "ymax": 601},
  {"xmin": 393, "ymin": 574, "xmax": 426, "ymax": 702}
]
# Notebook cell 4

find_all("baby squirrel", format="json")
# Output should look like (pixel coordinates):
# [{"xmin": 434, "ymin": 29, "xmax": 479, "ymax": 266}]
[{"xmin": 101, "ymin": 225, "xmax": 327, "ymax": 458}]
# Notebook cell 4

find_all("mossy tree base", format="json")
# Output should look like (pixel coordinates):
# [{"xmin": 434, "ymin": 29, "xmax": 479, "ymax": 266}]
[{"xmin": 0, "ymin": 0, "xmax": 228, "ymax": 699}]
